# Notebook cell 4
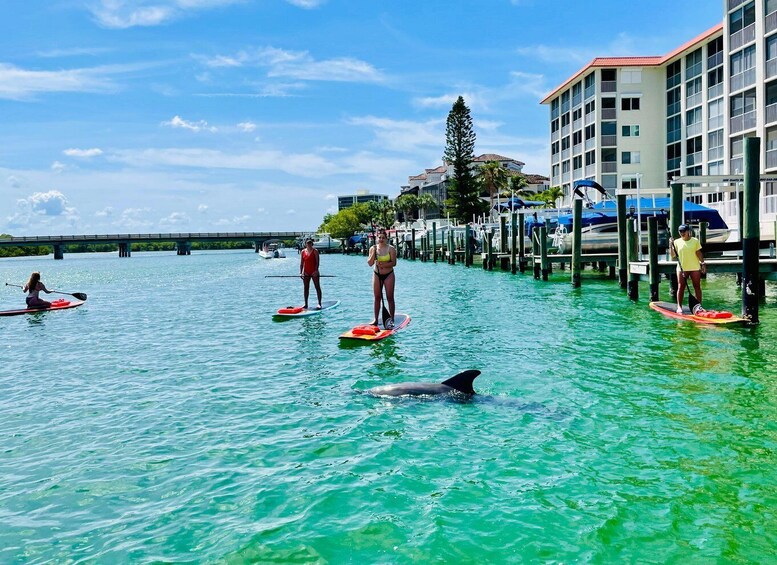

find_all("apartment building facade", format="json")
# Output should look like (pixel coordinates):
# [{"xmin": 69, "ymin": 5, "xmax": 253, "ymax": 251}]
[{"xmin": 541, "ymin": 0, "xmax": 777, "ymax": 236}]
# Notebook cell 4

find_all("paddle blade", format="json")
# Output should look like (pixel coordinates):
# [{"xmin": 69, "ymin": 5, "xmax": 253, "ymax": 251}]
[
  {"xmin": 72, "ymin": 292, "xmax": 87, "ymax": 301},
  {"xmin": 381, "ymin": 303, "xmax": 390, "ymax": 328},
  {"xmin": 688, "ymin": 293, "xmax": 699, "ymax": 311}
]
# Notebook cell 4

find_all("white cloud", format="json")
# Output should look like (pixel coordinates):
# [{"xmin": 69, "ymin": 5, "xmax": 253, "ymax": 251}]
[
  {"xmin": 214, "ymin": 215, "xmax": 250, "ymax": 226},
  {"xmin": 197, "ymin": 204, "xmax": 208, "ymax": 213},
  {"xmin": 286, "ymin": 209, "xmax": 296, "ymax": 215},
  {"xmin": 324, "ymin": 194, "xmax": 336, "ymax": 200},
  {"xmin": 7, "ymin": 175, "xmax": 23, "ymax": 188},
  {"xmin": 200, "ymin": 47, "xmax": 384, "ymax": 83},
  {"xmin": 257, "ymin": 207, "xmax": 266, "ymax": 213},
  {"xmin": 0, "ymin": 63, "xmax": 116, "ymax": 101},
  {"xmin": 160, "ymin": 211, "xmax": 191, "ymax": 227},
  {"xmin": 64, "ymin": 148, "xmax": 104, "ymax": 158},
  {"xmin": 96, "ymin": 206, "xmax": 114, "ymax": 217},
  {"xmin": 89, "ymin": 0, "xmax": 316, "ymax": 28},
  {"xmin": 161, "ymin": 115, "xmax": 217, "ymax": 132},
  {"xmin": 237, "ymin": 121, "xmax": 256, "ymax": 132},
  {"xmin": 347, "ymin": 116, "xmax": 444, "ymax": 153},
  {"xmin": 7, "ymin": 190, "xmax": 80, "ymax": 230},
  {"xmin": 51, "ymin": 161, "xmax": 67, "ymax": 173}
]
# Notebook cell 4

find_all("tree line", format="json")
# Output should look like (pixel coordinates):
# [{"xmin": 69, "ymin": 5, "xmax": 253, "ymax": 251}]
[{"xmin": 319, "ymin": 96, "xmax": 562, "ymax": 237}]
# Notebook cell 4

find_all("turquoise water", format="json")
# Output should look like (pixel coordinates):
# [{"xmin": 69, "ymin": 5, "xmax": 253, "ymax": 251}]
[{"xmin": 1, "ymin": 251, "xmax": 776, "ymax": 563}]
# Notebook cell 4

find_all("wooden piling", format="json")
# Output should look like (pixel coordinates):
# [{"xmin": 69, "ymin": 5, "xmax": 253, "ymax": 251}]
[
  {"xmin": 617, "ymin": 194, "xmax": 627, "ymax": 289},
  {"xmin": 540, "ymin": 225, "xmax": 549, "ymax": 281},
  {"xmin": 742, "ymin": 137, "xmax": 761, "ymax": 323},
  {"xmin": 626, "ymin": 217, "xmax": 639, "ymax": 300},
  {"xmin": 432, "ymin": 222, "xmax": 437, "ymax": 263},
  {"xmin": 572, "ymin": 198, "xmax": 582, "ymax": 288},
  {"xmin": 532, "ymin": 226, "xmax": 541, "ymax": 279},
  {"xmin": 500, "ymin": 216, "xmax": 507, "ymax": 254},
  {"xmin": 511, "ymin": 212, "xmax": 517, "ymax": 274},
  {"xmin": 518, "ymin": 213, "xmax": 526, "ymax": 273},
  {"xmin": 647, "ymin": 216, "xmax": 659, "ymax": 301}
]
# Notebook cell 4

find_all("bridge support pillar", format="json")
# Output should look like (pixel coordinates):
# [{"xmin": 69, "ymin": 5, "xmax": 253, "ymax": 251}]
[
  {"xmin": 176, "ymin": 241, "xmax": 191, "ymax": 255},
  {"xmin": 118, "ymin": 242, "xmax": 132, "ymax": 257},
  {"xmin": 255, "ymin": 241, "xmax": 262, "ymax": 253},
  {"xmin": 53, "ymin": 244, "xmax": 64, "ymax": 260}
]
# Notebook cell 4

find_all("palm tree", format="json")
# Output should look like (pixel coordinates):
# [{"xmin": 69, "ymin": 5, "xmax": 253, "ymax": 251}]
[
  {"xmin": 394, "ymin": 194, "xmax": 419, "ymax": 227},
  {"xmin": 478, "ymin": 161, "xmax": 509, "ymax": 210},
  {"xmin": 541, "ymin": 186, "xmax": 565, "ymax": 208},
  {"xmin": 508, "ymin": 174, "xmax": 532, "ymax": 198},
  {"xmin": 416, "ymin": 193, "xmax": 437, "ymax": 220}
]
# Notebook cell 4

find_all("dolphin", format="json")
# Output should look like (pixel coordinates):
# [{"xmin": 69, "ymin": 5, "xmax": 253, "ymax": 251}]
[{"xmin": 366, "ymin": 370, "xmax": 481, "ymax": 397}]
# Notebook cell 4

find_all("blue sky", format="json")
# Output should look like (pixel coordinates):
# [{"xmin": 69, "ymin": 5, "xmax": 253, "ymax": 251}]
[{"xmin": 1, "ymin": 0, "xmax": 722, "ymax": 235}]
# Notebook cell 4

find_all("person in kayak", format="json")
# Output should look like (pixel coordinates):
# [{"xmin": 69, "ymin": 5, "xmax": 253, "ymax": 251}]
[
  {"xmin": 299, "ymin": 238, "xmax": 322, "ymax": 309},
  {"xmin": 669, "ymin": 223, "xmax": 706, "ymax": 314},
  {"xmin": 23, "ymin": 271, "xmax": 52, "ymax": 309},
  {"xmin": 367, "ymin": 228, "xmax": 397, "ymax": 328}
]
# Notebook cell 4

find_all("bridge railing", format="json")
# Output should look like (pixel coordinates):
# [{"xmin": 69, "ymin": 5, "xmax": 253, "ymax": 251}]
[{"xmin": 0, "ymin": 232, "xmax": 303, "ymax": 244}]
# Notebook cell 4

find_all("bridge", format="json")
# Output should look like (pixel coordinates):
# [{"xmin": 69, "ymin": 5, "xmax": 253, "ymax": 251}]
[{"xmin": 0, "ymin": 232, "xmax": 305, "ymax": 259}]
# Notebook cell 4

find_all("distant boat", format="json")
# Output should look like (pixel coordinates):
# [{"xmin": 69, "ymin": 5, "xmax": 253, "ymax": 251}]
[
  {"xmin": 258, "ymin": 239, "xmax": 286, "ymax": 259},
  {"xmin": 311, "ymin": 233, "xmax": 341, "ymax": 252},
  {"xmin": 551, "ymin": 197, "xmax": 730, "ymax": 253}
]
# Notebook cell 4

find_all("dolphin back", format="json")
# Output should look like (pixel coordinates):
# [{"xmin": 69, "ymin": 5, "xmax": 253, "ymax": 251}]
[{"xmin": 441, "ymin": 370, "xmax": 481, "ymax": 395}]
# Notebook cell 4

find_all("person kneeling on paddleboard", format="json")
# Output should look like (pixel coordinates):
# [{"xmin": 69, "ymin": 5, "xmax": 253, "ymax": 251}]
[
  {"xmin": 669, "ymin": 224, "xmax": 706, "ymax": 314},
  {"xmin": 23, "ymin": 271, "xmax": 52, "ymax": 309},
  {"xmin": 367, "ymin": 228, "xmax": 396, "ymax": 329},
  {"xmin": 299, "ymin": 239, "xmax": 322, "ymax": 309}
]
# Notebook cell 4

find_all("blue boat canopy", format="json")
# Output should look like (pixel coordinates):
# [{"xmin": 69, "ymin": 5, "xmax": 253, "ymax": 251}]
[
  {"xmin": 556, "ymin": 197, "xmax": 728, "ymax": 230},
  {"xmin": 493, "ymin": 197, "xmax": 545, "ymax": 211}
]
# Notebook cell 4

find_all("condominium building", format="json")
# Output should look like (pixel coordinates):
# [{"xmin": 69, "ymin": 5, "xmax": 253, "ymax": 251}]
[
  {"xmin": 337, "ymin": 190, "xmax": 389, "ymax": 211},
  {"xmin": 541, "ymin": 0, "xmax": 777, "ymax": 236}
]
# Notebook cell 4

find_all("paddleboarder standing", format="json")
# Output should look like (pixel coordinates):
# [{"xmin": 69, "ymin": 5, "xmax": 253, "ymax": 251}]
[
  {"xmin": 669, "ymin": 224, "xmax": 706, "ymax": 314},
  {"xmin": 367, "ymin": 228, "xmax": 396, "ymax": 328},
  {"xmin": 299, "ymin": 239, "xmax": 322, "ymax": 309},
  {"xmin": 22, "ymin": 271, "xmax": 52, "ymax": 309}
]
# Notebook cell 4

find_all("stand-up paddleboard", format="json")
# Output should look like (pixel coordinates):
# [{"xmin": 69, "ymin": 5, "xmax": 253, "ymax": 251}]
[
  {"xmin": 273, "ymin": 300, "xmax": 340, "ymax": 319},
  {"xmin": 339, "ymin": 313, "xmax": 411, "ymax": 342},
  {"xmin": 649, "ymin": 301, "xmax": 748, "ymax": 325},
  {"xmin": 0, "ymin": 298, "xmax": 85, "ymax": 317}
]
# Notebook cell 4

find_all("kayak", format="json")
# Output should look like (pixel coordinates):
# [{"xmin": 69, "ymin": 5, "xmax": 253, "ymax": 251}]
[
  {"xmin": 649, "ymin": 301, "xmax": 748, "ymax": 325},
  {"xmin": 0, "ymin": 298, "xmax": 85, "ymax": 317},
  {"xmin": 273, "ymin": 300, "xmax": 340, "ymax": 319},
  {"xmin": 339, "ymin": 313, "xmax": 411, "ymax": 341}
]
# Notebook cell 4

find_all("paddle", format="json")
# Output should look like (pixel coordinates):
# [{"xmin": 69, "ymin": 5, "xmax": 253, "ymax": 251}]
[
  {"xmin": 5, "ymin": 282, "xmax": 87, "ymax": 301},
  {"xmin": 667, "ymin": 228, "xmax": 697, "ymax": 312},
  {"xmin": 265, "ymin": 275, "xmax": 336, "ymax": 278},
  {"xmin": 378, "ymin": 274, "xmax": 391, "ymax": 328}
]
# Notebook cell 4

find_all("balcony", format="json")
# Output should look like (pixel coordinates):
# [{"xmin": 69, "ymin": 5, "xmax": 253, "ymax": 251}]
[
  {"xmin": 686, "ymin": 92, "xmax": 702, "ymax": 108},
  {"xmin": 573, "ymin": 143, "xmax": 582, "ymax": 155},
  {"xmin": 768, "ymin": 57, "xmax": 777, "ymax": 80},
  {"xmin": 601, "ymin": 108, "xmax": 616, "ymax": 120},
  {"xmin": 767, "ymin": 148, "xmax": 777, "ymax": 169},
  {"xmin": 601, "ymin": 81, "xmax": 616, "ymax": 93},
  {"xmin": 573, "ymin": 118, "xmax": 582, "ymax": 130},
  {"xmin": 584, "ymin": 164, "xmax": 596, "ymax": 176},
  {"xmin": 552, "ymin": 152, "xmax": 560, "ymax": 163},
  {"xmin": 561, "ymin": 124, "xmax": 570, "ymax": 137},
  {"xmin": 585, "ymin": 138, "xmax": 596, "ymax": 150},
  {"xmin": 730, "ymin": 68, "xmax": 756, "ymax": 92},
  {"xmin": 686, "ymin": 151, "xmax": 703, "ymax": 166},
  {"xmin": 728, "ymin": 0, "xmax": 745, "ymax": 9},
  {"xmin": 687, "ymin": 122, "xmax": 703, "ymax": 137},
  {"xmin": 708, "ymin": 146, "xmax": 724, "ymax": 161},
  {"xmin": 561, "ymin": 148, "xmax": 570, "ymax": 160},
  {"xmin": 601, "ymin": 135, "xmax": 617, "ymax": 146},
  {"xmin": 730, "ymin": 23, "xmax": 756, "ymax": 51},
  {"xmin": 551, "ymin": 130, "xmax": 559, "ymax": 142},
  {"xmin": 708, "ymin": 82, "xmax": 723, "ymax": 100},
  {"xmin": 730, "ymin": 157, "xmax": 744, "ymax": 174},
  {"xmin": 584, "ymin": 85, "xmax": 595, "ymax": 99},
  {"xmin": 572, "ymin": 94, "xmax": 582, "ymax": 107},
  {"xmin": 601, "ymin": 162, "xmax": 617, "ymax": 173},
  {"xmin": 768, "ymin": 102, "xmax": 777, "ymax": 124},
  {"xmin": 585, "ymin": 112, "xmax": 595, "ymax": 125},
  {"xmin": 562, "ymin": 172, "xmax": 571, "ymax": 183},
  {"xmin": 767, "ymin": 10, "xmax": 777, "ymax": 34},
  {"xmin": 707, "ymin": 51, "xmax": 723, "ymax": 69},
  {"xmin": 708, "ymin": 114, "xmax": 724, "ymax": 129},
  {"xmin": 730, "ymin": 112, "xmax": 756, "ymax": 134}
]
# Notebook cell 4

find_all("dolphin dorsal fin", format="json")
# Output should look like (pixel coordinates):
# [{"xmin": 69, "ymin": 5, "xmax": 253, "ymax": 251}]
[{"xmin": 441, "ymin": 370, "xmax": 481, "ymax": 394}]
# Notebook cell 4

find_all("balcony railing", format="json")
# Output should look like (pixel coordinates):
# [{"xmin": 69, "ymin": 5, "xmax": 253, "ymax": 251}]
[
  {"xmin": 561, "ymin": 148, "xmax": 570, "ymax": 160},
  {"xmin": 561, "ymin": 124, "xmax": 570, "ymax": 136},
  {"xmin": 551, "ymin": 130, "xmax": 559, "ymax": 142},
  {"xmin": 767, "ymin": 10, "xmax": 777, "ymax": 34},
  {"xmin": 686, "ymin": 92, "xmax": 702, "ymax": 108},
  {"xmin": 730, "ymin": 157, "xmax": 744, "ymax": 174},
  {"xmin": 767, "ymin": 148, "xmax": 777, "ymax": 169},
  {"xmin": 707, "ymin": 51, "xmax": 723, "ymax": 69},
  {"xmin": 600, "ymin": 81, "xmax": 616, "ymax": 93},
  {"xmin": 573, "ymin": 143, "xmax": 582, "ymax": 155},
  {"xmin": 585, "ymin": 113, "xmax": 595, "ymax": 125},
  {"xmin": 562, "ymin": 172, "xmax": 571, "ymax": 182},
  {"xmin": 552, "ymin": 152, "xmax": 560, "ymax": 163},
  {"xmin": 730, "ymin": 68, "xmax": 756, "ymax": 92},
  {"xmin": 728, "ymin": 0, "xmax": 745, "ymax": 10},
  {"xmin": 768, "ymin": 57, "xmax": 777, "ymax": 80},
  {"xmin": 601, "ymin": 162, "xmax": 617, "ymax": 173},
  {"xmin": 708, "ymin": 82, "xmax": 724, "ymax": 100},
  {"xmin": 686, "ymin": 151, "xmax": 703, "ymax": 166},
  {"xmin": 601, "ymin": 108, "xmax": 616, "ymax": 120},
  {"xmin": 572, "ymin": 94, "xmax": 582, "ymax": 107},
  {"xmin": 573, "ymin": 168, "xmax": 583, "ymax": 178},
  {"xmin": 601, "ymin": 134, "xmax": 617, "ymax": 146},
  {"xmin": 708, "ymin": 114, "xmax": 724, "ymax": 129},
  {"xmin": 730, "ymin": 23, "xmax": 756, "ymax": 51},
  {"xmin": 584, "ymin": 85, "xmax": 595, "ymax": 99},
  {"xmin": 708, "ymin": 146, "xmax": 724, "ymax": 161},
  {"xmin": 667, "ymin": 158, "xmax": 681, "ymax": 171},
  {"xmin": 767, "ymin": 102, "xmax": 777, "ymax": 124},
  {"xmin": 585, "ymin": 164, "xmax": 596, "ymax": 176},
  {"xmin": 687, "ymin": 122, "xmax": 703, "ymax": 136},
  {"xmin": 573, "ymin": 118, "xmax": 582, "ymax": 130},
  {"xmin": 585, "ymin": 138, "xmax": 596, "ymax": 150}
]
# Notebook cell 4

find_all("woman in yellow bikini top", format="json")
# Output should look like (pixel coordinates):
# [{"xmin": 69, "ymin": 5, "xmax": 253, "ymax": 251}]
[{"xmin": 367, "ymin": 228, "xmax": 397, "ymax": 327}]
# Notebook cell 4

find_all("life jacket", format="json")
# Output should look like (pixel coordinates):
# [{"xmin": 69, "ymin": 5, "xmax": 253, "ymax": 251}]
[
  {"xmin": 352, "ymin": 324, "xmax": 380, "ymax": 336},
  {"xmin": 694, "ymin": 310, "xmax": 733, "ymax": 319},
  {"xmin": 278, "ymin": 306, "xmax": 304, "ymax": 314}
]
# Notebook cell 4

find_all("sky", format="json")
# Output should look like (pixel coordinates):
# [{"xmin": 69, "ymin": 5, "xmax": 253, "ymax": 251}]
[{"xmin": 1, "ymin": 0, "xmax": 723, "ymax": 235}]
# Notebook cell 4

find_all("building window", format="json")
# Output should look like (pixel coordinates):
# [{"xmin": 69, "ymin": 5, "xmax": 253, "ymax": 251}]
[
  {"xmin": 621, "ymin": 125, "xmax": 640, "ymax": 137},
  {"xmin": 573, "ymin": 155, "xmax": 582, "ymax": 169},
  {"xmin": 585, "ymin": 124, "xmax": 596, "ymax": 140},
  {"xmin": 666, "ymin": 60, "xmax": 681, "ymax": 89},
  {"xmin": 552, "ymin": 141, "xmax": 559, "ymax": 155},
  {"xmin": 667, "ymin": 87, "xmax": 681, "ymax": 116},
  {"xmin": 621, "ymin": 176, "xmax": 638, "ymax": 189},
  {"xmin": 621, "ymin": 97, "xmax": 640, "ymax": 111},
  {"xmin": 584, "ymin": 99, "xmax": 595, "ymax": 114},
  {"xmin": 685, "ymin": 48, "xmax": 702, "ymax": 80},
  {"xmin": 667, "ymin": 115, "xmax": 681, "ymax": 143},
  {"xmin": 621, "ymin": 69, "xmax": 642, "ymax": 84},
  {"xmin": 585, "ymin": 150, "xmax": 596, "ymax": 166},
  {"xmin": 572, "ymin": 130, "xmax": 582, "ymax": 145},
  {"xmin": 729, "ymin": 1, "xmax": 755, "ymax": 35},
  {"xmin": 622, "ymin": 151, "xmax": 640, "ymax": 164}
]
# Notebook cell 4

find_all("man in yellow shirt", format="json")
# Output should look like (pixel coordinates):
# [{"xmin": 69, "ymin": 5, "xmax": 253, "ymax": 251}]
[{"xmin": 669, "ymin": 224, "xmax": 706, "ymax": 314}]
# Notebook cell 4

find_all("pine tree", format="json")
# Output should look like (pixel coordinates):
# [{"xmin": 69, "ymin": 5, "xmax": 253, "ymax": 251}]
[{"xmin": 443, "ymin": 96, "xmax": 485, "ymax": 223}]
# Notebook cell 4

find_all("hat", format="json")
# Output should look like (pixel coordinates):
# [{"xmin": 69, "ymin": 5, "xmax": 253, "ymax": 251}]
[
  {"xmin": 678, "ymin": 224, "xmax": 689, "ymax": 232},
  {"xmin": 305, "ymin": 238, "xmax": 314, "ymax": 243}
]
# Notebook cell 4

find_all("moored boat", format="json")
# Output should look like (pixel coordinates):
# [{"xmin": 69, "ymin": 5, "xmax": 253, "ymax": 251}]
[{"xmin": 258, "ymin": 240, "xmax": 286, "ymax": 259}]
